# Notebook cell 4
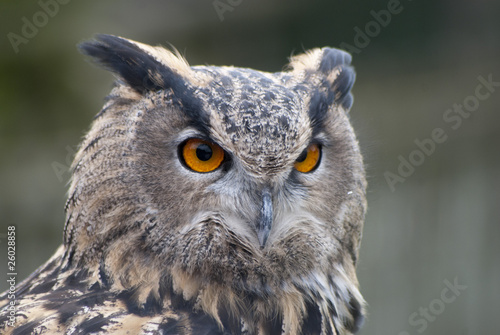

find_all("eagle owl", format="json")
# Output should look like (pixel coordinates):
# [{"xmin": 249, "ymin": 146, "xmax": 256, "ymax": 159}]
[{"xmin": 0, "ymin": 35, "xmax": 367, "ymax": 335}]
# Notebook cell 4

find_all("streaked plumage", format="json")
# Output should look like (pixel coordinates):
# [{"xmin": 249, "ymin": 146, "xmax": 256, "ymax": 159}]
[{"xmin": 0, "ymin": 35, "xmax": 367, "ymax": 335}]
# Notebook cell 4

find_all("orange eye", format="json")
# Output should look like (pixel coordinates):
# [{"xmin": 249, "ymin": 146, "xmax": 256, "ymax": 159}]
[
  {"xmin": 182, "ymin": 138, "xmax": 225, "ymax": 173},
  {"xmin": 294, "ymin": 143, "xmax": 321, "ymax": 173}
]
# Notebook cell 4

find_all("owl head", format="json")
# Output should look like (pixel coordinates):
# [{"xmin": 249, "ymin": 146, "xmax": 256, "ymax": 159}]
[{"xmin": 66, "ymin": 35, "xmax": 367, "ymax": 334}]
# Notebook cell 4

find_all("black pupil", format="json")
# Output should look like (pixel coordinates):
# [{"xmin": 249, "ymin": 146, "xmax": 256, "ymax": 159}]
[
  {"xmin": 296, "ymin": 149, "xmax": 308, "ymax": 163},
  {"xmin": 196, "ymin": 143, "xmax": 213, "ymax": 161}
]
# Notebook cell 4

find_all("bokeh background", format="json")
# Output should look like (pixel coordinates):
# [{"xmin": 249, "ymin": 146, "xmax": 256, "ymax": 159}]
[{"xmin": 1, "ymin": 0, "xmax": 499, "ymax": 334}]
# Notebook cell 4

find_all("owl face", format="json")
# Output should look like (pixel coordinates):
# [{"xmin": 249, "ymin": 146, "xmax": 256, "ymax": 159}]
[{"xmin": 68, "ymin": 35, "xmax": 367, "ymax": 333}]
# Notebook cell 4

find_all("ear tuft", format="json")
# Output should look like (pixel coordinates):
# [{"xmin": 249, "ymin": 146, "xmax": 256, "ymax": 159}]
[
  {"xmin": 289, "ymin": 47, "xmax": 355, "ymax": 110},
  {"xmin": 79, "ymin": 35, "xmax": 210, "ymax": 132},
  {"xmin": 319, "ymin": 48, "xmax": 356, "ymax": 110},
  {"xmin": 78, "ymin": 34, "xmax": 189, "ymax": 94}
]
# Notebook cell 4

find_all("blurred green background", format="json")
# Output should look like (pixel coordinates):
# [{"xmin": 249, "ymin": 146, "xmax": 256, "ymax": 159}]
[{"xmin": 1, "ymin": 0, "xmax": 499, "ymax": 334}]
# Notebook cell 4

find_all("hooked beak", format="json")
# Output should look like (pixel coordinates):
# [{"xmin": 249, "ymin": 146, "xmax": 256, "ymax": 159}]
[{"xmin": 256, "ymin": 188, "xmax": 273, "ymax": 248}]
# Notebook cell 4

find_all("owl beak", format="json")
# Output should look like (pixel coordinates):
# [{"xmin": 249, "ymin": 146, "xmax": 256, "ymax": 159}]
[{"xmin": 257, "ymin": 188, "xmax": 273, "ymax": 248}]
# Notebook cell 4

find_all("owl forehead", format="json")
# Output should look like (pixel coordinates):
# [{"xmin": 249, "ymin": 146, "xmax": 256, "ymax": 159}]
[{"xmin": 192, "ymin": 66, "xmax": 312, "ymax": 174}]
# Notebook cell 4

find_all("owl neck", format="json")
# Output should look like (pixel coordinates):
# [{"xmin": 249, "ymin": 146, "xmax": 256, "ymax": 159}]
[{"xmin": 58, "ymin": 238, "xmax": 363, "ymax": 335}]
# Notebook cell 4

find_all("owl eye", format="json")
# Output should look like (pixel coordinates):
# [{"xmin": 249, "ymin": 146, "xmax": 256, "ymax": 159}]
[
  {"xmin": 294, "ymin": 143, "xmax": 321, "ymax": 173},
  {"xmin": 181, "ymin": 138, "xmax": 225, "ymax": 173}
]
